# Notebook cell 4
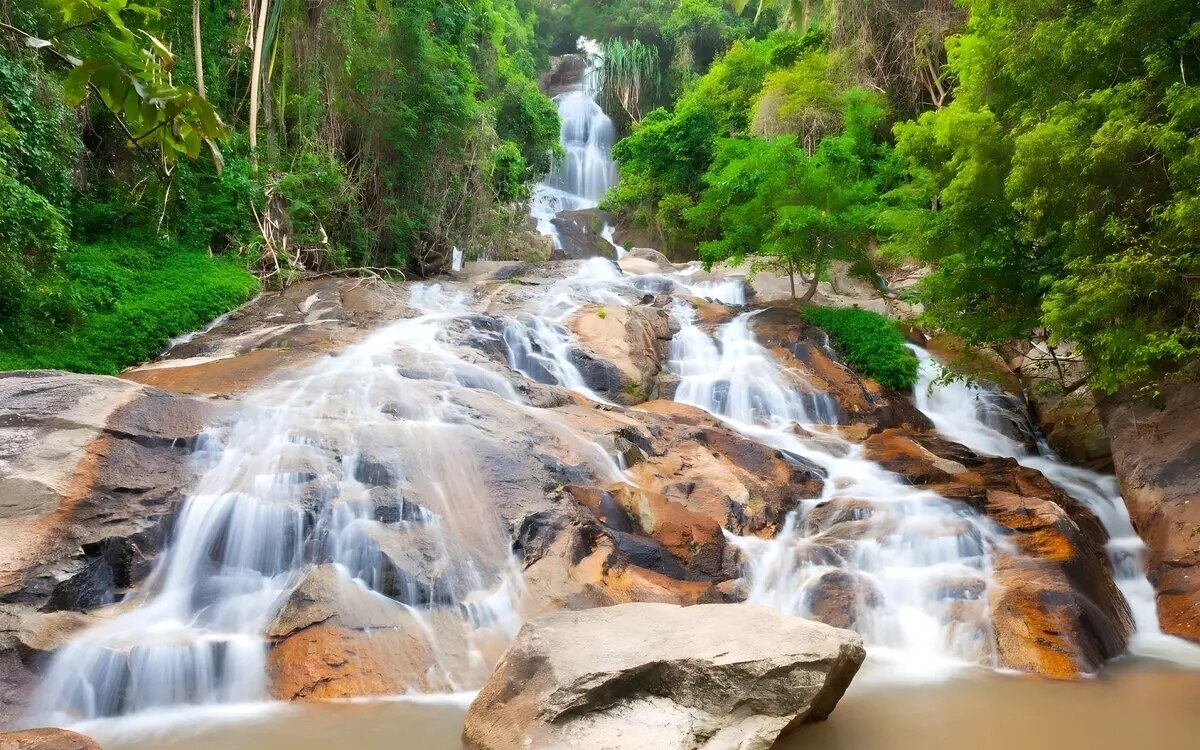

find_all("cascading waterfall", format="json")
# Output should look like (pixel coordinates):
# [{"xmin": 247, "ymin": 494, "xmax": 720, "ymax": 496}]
[
  {"xmin": 909, "ymin": 348, "xmax": 1200, "ymax": 665},
  {"xmin": 28, "ymin": 284, "xmax": 618, "ymax": 727},
  {"xmin": 668, "ymin": 304, "xmax": 1008, "ymax": 680},
  {"xmin": 530, "ymin": 45, "xmax": 620, "ymax": 251}
]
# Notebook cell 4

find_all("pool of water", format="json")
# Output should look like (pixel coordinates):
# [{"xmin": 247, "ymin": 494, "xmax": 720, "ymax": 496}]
[{"xmin": 77, "ymin": 659, "xmax": 1200, "ymax": 750}]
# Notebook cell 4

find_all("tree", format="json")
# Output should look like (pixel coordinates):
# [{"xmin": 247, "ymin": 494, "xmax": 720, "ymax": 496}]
[
  {"xmin": 883, "ymin": 0, "xmax": 1200, "ymax": 393},
  {"xmin": 729, "ymin": 0, "xmax": 822, "ymax": 31},
  {"xmin": 1, "ymin": 0, "xmax": 226, "ymax": 177},
  {"xmin": 690, "ymin": 88, "xmax": 893, "ymax": 299}
]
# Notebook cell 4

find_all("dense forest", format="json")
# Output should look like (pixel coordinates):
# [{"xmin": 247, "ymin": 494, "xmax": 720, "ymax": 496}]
[{"xmin": 1, "ymin": 0, "xmax": 1197, "ymax": 397}]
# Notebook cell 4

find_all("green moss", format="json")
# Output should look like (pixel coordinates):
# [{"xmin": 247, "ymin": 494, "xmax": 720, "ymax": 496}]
[
  {"xmin": 0, "ymin": 235, "xmax": 259, "ymax": 375},
  {"xmin": 802, "ymin": 306, "xmax": 918, "ymax": 390}
]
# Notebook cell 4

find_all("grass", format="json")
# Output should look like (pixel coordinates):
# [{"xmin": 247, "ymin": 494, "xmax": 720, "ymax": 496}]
[
  {"xmin": 0, "ymin": 235, "xmax": 259, "ymax": 374},
  {"xmin": 802, "ymin": 305, "xmax": 919, "ymax": 390}
]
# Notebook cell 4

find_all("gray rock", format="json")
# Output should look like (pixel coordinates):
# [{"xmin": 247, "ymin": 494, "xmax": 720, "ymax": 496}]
[{"xmin": 463, "ymin": 602, "xmax": 865, "ymax": 750}]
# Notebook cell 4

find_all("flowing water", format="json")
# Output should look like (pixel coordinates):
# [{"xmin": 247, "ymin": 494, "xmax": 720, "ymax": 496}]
[
  {"xmin": 22, "ymin": 256, "xmax": 1200, "ymax": 742},
  {"xmin": 910, "ymin": 348, "xmax": 1200, "ymax": 665},
  {"xmin": 669, "ymin": 306, "xmax": 1006, "ymax": 680},
  {"xmin": 530, "ymin": 47, "xmax": 620, "ymax": 253},
  {"xmin": 26, "ymin": 283, "xmax": 619, "ymax": 728}
]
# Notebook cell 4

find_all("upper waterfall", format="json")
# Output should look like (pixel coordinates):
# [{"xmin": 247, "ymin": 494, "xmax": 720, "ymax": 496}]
[{"xmin": 530, "ymin": 44, "xmax": 620, "ymax": 251}]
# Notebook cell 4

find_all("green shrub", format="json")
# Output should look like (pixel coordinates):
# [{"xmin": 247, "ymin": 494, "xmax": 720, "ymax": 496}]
[
  {"xmin": 802, "ymin": 305, "xmax": 918, "ymax": 390},
  {"xmin": 0, "ymin": 235, "xmax": 259, "ymax": 374}
]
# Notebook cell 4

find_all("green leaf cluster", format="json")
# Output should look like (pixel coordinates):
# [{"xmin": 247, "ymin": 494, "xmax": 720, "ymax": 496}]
[
  {"xmin": 802, "ymin": 305, "xmax": 919, "ymax": 389},
  {"xmin": 883, "ymin": 0, "xmax": 1200, "ymax": 392}
]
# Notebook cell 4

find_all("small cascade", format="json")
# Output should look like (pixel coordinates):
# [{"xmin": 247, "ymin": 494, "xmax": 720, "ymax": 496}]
[
  {"xmin": 28, "ymin": 284, "xmax": 618, "ymax": 726},
  {"xmin": 669, "ymin": 305, "xmax": 1006, "ymax": 679},
  {"xmin": 531, "ymin": 46, "xmax": 619, "ymax": 251},
  {"xmin": 910, "ymin": 348, "xmax": 1200, "ymax": 664}
]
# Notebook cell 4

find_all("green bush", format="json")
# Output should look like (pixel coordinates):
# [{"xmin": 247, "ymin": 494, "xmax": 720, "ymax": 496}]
[
  {"xmin": 802, "ymin": 305, "xmax": 918, "ymax": 390},
  {"xmin": 0, "ymin": 235, "xmax": 259, "ymax": 374}
]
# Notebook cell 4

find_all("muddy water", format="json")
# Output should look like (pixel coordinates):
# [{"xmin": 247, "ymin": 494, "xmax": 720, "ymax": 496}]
[{"xmin": 83, "ymin": 661, "xmax": 1200, "ymax": 750}]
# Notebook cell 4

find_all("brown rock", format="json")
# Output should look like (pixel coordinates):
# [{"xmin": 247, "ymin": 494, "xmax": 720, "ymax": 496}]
[
  {"xmin": 0, "ymin": 728, "xmax": 102, "ymax": 750},
  {"xmin": 268, "ymin": 621, "xmax": 436, "ymax": 701},
  {"xmin": 1101, "ymin": 379, "xmax": 1200, "ymax": 642},
  {"xmin": 462, "ymin": 603, "xmax": 865, "ymax": 750},
  {"xmin": 804, "ymin": 569, "xmax": 882, "ymax": 630},
  {"xmin": 568, "ymin": 304, "xmax": 672, "ymax": 404},
  {"xmin": 751, "ymin": 306, "xmax": 931, "ymax": 430}
]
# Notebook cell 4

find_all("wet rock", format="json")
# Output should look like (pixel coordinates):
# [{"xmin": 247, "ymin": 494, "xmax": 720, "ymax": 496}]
[
  {"xmin": 549, "ymin": 210, "xmax": 618, "ymax": 261},
  {"xmin": 0, "ymin": 728, "xmax": 102, "ymax": 750},
  {"xmin": 1101, "ymin": 378, "xmax": 1200, "ymax": 642},
  {"xmin": 803, "ymin": 569, "xmax": 883, "ymax": 630},
  {"xmin": 751, "ymin": 307, "xmax": 930, "ymax": 430},
  {"xmin": 519, "ymin": 509, "xmax": 723, "ymax": 613},
  {"xmin": 568, "ymin": 304, "xmax": 672, "ymax": 405},
  {"xmin": 0, "ymin": 372, "xmax": 218, "ymax": 719},
  {"xmin": 990, "ymin": 553, "xmax": 1127, "ymax": 679},
  {"xmin": 462, "ymin": 602, "xmax": 865, "ymax": 750},
  {"xmin": 267, "ymin": 566, "xmax": 483, "ymax": 700},
  {"xmin": 566, "ymin": 484, "xmax": 728, "ymax": 578}
]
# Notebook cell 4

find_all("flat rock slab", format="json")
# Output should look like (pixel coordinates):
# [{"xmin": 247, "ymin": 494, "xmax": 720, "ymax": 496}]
[
  {"xmin": 0, "ymin": 728, "xmax": 101, "ymax": 749},
  {"xmin": 463, "ymin": 602, "xmax": 865, "ymax": 750}
]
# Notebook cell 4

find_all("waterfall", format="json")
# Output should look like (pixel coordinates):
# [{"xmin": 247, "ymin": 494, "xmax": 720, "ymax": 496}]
[
  {"xmin": 909, "ymin": 348, "xmax": 1200, "ymax": 665},
  {"xmin": 531, "ymin": 47, "xmax": 619, "ymax": 251},
  {"xmin": 668, "ymin": 304, "xmax": 1006, "ymax": 681},
  {"xmin": 27, "ymin": 284, "xmax": 618, "ymax": 727}
]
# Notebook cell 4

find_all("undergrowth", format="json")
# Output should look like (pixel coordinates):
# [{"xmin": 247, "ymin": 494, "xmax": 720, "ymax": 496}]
[
  {"xmin": 0, "ymin": 235, "xmax": 259, "ymax": 375},
  {"xmin": 802, "ymin": 305, "xmax": 918, "ymax": 390}
]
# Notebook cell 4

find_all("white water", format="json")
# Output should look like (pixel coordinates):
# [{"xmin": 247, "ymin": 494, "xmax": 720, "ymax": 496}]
[
  {"xmin": 29, "ymin": 256, "xmax": 1199, "ymax": 735},
  {"xmin": 530, "ymin": 44, "xmax": 620, "ymax": 255},
  {"xmin": 669, "ymin": 305, "xmax": 1007, "ymax": 680},
  {"xmin": 28, "ymin": 284, "xmax": 620, "ymax": 727},
  {"xmin": 910, "ymin": 348, "xmax": 1200, "ymax": 666}
]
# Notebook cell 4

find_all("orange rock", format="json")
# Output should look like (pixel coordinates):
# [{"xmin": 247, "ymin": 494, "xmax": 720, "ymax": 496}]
[
  {"xmin": 0, "ymin": 728, "xmax": 102, "ymax": 750},
  {"xmin": 268, "ymin": 622, "xmax": 435, "ymax": 701},
  {"xmin": 1101, "ymin": 379, "xmax": 1200, "ymax": 642}
]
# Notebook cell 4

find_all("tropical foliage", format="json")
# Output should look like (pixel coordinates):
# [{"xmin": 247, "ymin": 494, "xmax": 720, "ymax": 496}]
[{"xmin": 803, "ymin": 305, "xmax": 919, "ymax": 389}]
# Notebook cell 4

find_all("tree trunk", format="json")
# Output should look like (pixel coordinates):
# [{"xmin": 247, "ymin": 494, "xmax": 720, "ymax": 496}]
[
  {"xmin": 801, "ymin": 272, "xmax": 820, "ymax": 301},
  {"xmin": 787, "ymin": 256, "xmax": 797, "ymax": 299},
  {"xmin": 192, "ymin": 0, "xmax": 205, "ymax": 98},
  {"xmin": 249, "ymin": 0, "xmax": 271, "ymax": 162}
]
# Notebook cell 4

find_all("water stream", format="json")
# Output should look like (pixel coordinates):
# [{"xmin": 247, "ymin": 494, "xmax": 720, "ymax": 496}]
[
  {"xmin": 910, "ymin": 348, "xmax": 1200, "ymax": 665},
  {"xmin": 668, "ymin": 306, "xmax": 1005, "ymax": 680},
  {"xmin": 530, "ymin": 46, "xmax": 620, "ymax": 253},
  {"xmin": 23, "ymin": 257, "xmax": 1200, "ymax": 738},
  {"xmin": 28, "ymin": 283, "xmax": 617, "ymax": 726}
]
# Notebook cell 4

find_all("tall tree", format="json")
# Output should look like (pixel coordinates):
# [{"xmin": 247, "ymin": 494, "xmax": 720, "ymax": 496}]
[
  {"xmin": 884, "ymin": 0, "xmax": 1200, "ymax": 393},
  {"xmin": 691, "ymin": 88, "xmax": 893, "ymax": 298}
]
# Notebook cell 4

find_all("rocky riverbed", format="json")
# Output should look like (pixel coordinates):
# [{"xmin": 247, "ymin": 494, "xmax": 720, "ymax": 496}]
[{"xmin": 1, "ymin": 256, "xmax": 1196, "ymax": 746}]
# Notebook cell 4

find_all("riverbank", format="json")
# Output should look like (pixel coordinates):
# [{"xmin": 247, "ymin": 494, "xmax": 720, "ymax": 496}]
[{"xmin": 70, "ymin": 659, "xmax": 1200, "ymax": 750}]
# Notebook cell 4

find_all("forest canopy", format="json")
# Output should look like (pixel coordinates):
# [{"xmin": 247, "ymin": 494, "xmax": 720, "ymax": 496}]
[{"xmin": 0, "ymin": 0, "xmax": 1196, "ymax": 395}]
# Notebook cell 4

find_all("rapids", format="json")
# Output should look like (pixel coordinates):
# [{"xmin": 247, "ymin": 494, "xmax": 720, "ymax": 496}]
[
  {"xmin": 530, "ymin": 43, "xmax": 620, "ymax": 253},
  {"xmin": 20, "ymin": 255, "xmax": 1199, "ymax": 737}
]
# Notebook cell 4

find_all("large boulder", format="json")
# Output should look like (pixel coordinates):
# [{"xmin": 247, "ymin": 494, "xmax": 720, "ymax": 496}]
[
  {"xmin": 462, "ymin": 602, "xmax": 864, "ymax": 750},
  {"xmin": 549, "ymin": 210, "xmax": 618, "ymax": 262},
  {"xmin": 0, "ymin": 728, "xmax": 101, "ymax": 750},
  {"xmin": 0, "ymin": 372, "xmax": 218, "ymax": 726},
  {"xmin": 1101, "ymin": 378, "xmax": 1200, "ymax": 642},
  {"xmin": 568, "ymin": 304, "xmax": 673, "ymax": 404}
]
